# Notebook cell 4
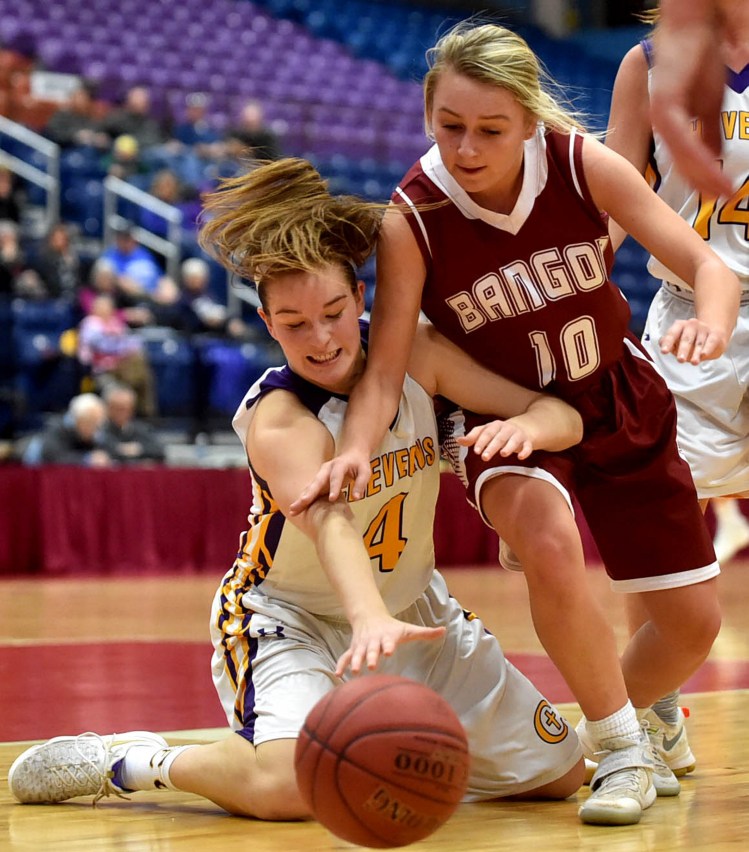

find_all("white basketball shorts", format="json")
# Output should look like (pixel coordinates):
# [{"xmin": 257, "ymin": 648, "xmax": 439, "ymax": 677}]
[
  {"xmin": 643, "ymin": 283, "xmax": 749, "ymax": 499},
  {"xmin": 210, "ymin": 570, "xmax": 581, "ymax": 800}
]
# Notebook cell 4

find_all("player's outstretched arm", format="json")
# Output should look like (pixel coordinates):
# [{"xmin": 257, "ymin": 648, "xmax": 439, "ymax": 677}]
[
  {"xmin": 605, "ymin": 44, "xmax": 653, "ymax": 251},
  {"xmin": 408, "ymin": 322, "xmax": 583, "ymax": 459},
  {"xmin": 289, "ymin": 209, "xmax": 426, "ymax": 513},
  {"xmin": 456, "ymin": 396, "xmax": 584, "ymax": 461},
  {"xmin": 650, "ymin": 0, "xmax": 732, "ymax": 198},
  {"xmin": 250, "ymin": 390, "xmax": 444, "ymax": 675},
  {"xmin": 583, "ymin": 135, "xmax": 740, "ymax": 362}
]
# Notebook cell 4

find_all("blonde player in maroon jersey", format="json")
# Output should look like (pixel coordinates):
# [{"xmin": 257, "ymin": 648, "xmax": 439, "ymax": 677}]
[{"xmin": 291, "ymin": 21, "xmax": 741, "ymax": 826}]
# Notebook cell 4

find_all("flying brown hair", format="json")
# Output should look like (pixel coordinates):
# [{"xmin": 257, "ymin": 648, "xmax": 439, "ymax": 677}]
[{"xmin": 198, "ymin": 158, "xmax": 385, "ymax": 286}]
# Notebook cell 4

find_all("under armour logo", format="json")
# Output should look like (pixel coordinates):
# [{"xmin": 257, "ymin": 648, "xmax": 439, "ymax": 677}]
[{"xmin": 257, "ymin": 626, "xmax": 285, "ymax": 638}]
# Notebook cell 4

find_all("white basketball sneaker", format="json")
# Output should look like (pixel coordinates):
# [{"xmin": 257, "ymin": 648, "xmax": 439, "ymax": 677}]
[
  {"xmin": 577, "ymin": 726, "xmax": 657, "ymax": 825},
  {"xmin": 577, "ymin": 716, "xmax": 680, "ymax": 798},
  {"xmin": 638, "ymin": 706, "xmax": 696, "ymax": 777},
  {"xmin": 713, "ymin": 504, "xmax": 749, "ymax": 563},
  {"xmin": 8, "ymin": 731, "xmax": 168, "ymax": 804}
]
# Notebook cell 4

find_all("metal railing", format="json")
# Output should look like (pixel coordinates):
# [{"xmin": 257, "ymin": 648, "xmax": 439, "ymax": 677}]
[
  {"xmin": 0, "ymin": 114, "xmax": 60, "ymax": 228},
  {"xmin": 103, "ymin": 175, "xmax": 248, "ymax": 315},
  {"xmin": 102, "ymin": 175, "xmax": 184, "ymax": 282},
  {"xmin": 0, "ymin": 116, "xmax": 246, "ymax": 315}
]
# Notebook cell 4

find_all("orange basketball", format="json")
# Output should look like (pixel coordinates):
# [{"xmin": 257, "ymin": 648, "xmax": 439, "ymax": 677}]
[{"xmin": 294, "ymin": 674, "xmax": 470, "ymax": 848}]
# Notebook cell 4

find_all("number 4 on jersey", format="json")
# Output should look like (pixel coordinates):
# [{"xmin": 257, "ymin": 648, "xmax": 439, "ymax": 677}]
[{"xmin": 363, "ymin": 493, "xmax": 408, "ymax": 572}]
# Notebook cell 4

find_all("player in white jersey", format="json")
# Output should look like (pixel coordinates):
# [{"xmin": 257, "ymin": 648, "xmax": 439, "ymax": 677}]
[
  {"xmin": 609, "ymin": 4, "xmax": 749, "ymax": 502},
  {"xmin": 9, "ymin": 159, "xmax": 585, "ymax": 819},
  {"xmin": 605, "ymin": 0, "xmax": 749, "ymax": 784}
]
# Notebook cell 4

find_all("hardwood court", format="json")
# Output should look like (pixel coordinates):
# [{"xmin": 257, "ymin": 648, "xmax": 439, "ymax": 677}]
[{"xmin": 2, "ymin": 565, "xmax": 749, "ymax": 850}]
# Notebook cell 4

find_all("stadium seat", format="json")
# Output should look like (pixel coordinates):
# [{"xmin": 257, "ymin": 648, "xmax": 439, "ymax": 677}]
[
  {"xmin": 200, "ymin": 340, "xmax": 283, "ymax": 416},
  {"xmin": 141, "ymin": 334, "xmax": 197, "ymax": 417}
]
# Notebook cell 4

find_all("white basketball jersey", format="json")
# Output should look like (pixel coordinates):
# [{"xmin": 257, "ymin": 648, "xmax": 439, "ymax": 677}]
[
  {"xmin": 646, "ymin": 48, "xmax": 749, "ymax": 289},
  {"xmin": 226, "ymin": 350, "xmax": 441, "ymax": 618}
]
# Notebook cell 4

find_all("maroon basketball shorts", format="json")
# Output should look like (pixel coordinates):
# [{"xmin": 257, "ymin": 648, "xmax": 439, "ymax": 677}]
[{"xmin": 460, "ymin": 342, "xmax": 718, "ymax": 591}]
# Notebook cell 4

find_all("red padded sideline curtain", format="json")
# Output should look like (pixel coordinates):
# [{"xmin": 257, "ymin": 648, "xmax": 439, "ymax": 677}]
[{"xmin": 0, "ymin": 467, "xmax": 600, "ymax": 576}]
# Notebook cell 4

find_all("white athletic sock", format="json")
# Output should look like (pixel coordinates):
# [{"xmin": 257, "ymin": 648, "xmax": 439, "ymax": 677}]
[
  {"xmin": 585, "ymin": 701, "xmax": 641, "ymax": 747},
  {"xmin": 118, "ymin": 744, "xmax": 197, "ymax": 792},
  {"xmin": 713, "ymin": 498, "xmax": 749, "ymax": 528}
]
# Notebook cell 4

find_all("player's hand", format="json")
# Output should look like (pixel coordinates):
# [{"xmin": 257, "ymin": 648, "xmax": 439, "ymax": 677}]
[
  {"xmin": 457, "ymin": 420, "xmax": 535, "ymax": 461},
  {"xmin": 650, "ymin": 6, "xmax": 732, "ymax": 198},
  {"xmin": 289, "ymin": 448, "xmax": 372, "ymax": 515},
  {"xmin": 335, "ymin": 617, "xmax": 446, "ymax": 677},
  {"xmin": 660, "ymin": 318, "xmax": 729, "ymax": 364}
]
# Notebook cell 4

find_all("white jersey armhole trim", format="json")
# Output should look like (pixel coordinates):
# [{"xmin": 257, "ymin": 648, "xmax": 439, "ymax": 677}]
[
  {"xmin": 568, "ymin": 128, "xmax": 584, "ymax": 199},
  {"xmin": 394, "ymin": 186, "xmax": 432, "ymax": 258}
]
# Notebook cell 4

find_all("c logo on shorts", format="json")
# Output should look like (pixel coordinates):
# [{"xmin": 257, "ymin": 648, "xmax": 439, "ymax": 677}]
[{"xmin": 533, "ymin": 700, "xmax": 569, "ymax": 744}]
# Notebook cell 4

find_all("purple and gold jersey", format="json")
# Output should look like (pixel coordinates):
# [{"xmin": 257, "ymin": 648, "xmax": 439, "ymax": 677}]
[
  {"xmin": 395, "ymin": 128, "xmax": 633, "ymax": 401},
  {"xmin": 225, "ymin": 323, "xmax": 441, "ymax": 618}
]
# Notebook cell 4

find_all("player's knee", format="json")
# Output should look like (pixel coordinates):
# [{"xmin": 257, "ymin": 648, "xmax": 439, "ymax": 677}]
[
  {"xmin": 507, "ymin": 757, "xmax": 585, "ymax": 800},
  {"xmin": 248, "ymin": 771, "xmax": 310, "ymax": 821},
  {"xmin": 554, "ymin": 757, "xmax": 586, "ymax": 799},
  {"xmin": 519, "ymin": 524, "xmax": 582, "ymax": 580},
  {"xmin": 651, "ymin": 589, "xmax": 722, "ymax": 656},
  {"xmin": 680, "ymin": 601, "xmax": 722, "ymax": 654}
]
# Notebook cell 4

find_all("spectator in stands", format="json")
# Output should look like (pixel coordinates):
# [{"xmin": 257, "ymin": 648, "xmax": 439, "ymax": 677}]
[
  {"xmin": 78, "ymin": 293, "xmax": 157, "ymax": 418},
  {"xmin": 1, "ymin": 214, "xmax": 59, "ymax": 302},
  {"xmin": 0, "ymin": 220, "xmax": 29, "ymax": 296},
  {"xmin": 140, "ymin": 275, "xmax": 185, "ymax": 330},
  {"xmin": 0, "ymin": 167, "xmax": 22, "ymax": 223},
  {"xmin": 214, "ymin": 100, "xmax": 281, "ymax": 179},
  {"xmin": 139, "ymin": 169, "xmax": 182, "ymax": 237},
  {"xmin": 147, "ymin": 93, "xmax": 220, "ymax": 191},
  {"xmin": 101, "ymin": 218, "xmax": 164, "ymax": 298},
  {"xmin": 100, "ymin": 383, "xmax": 165, "ymax": 465},
  {"xmin": 179, "ymin": 257, "xmax": 248, "ymax": 339},
  {"xmin": 79, "ymin": 258, "xmax": 129, "ymax": 316},
  {"xmin": 172, "ymin": 92, "xmax": 221, "ymax": 156},
  {"xmin": 32, "ymin": 392, "xmax": 112, "ymax": 467},
  {"xmin": 80, "ymin": 252, "xmax": 179, "ymax": 331},
  {"xmin": 43, "ymin": 82, "xmax": 109, "ymax": 150},
  {"xmin": 139, "ymin": 169, "xmax": 201, "ymax": 242},
  {"xmin": 31, "ymin": 222, "xmax": 82, "ymax": 302},
  {"xmin": 104, "ymin": 134, "xmax": 146, "ymax": 181},
  {"xmin": 99, "ymin": 85, "xmax": 165, "ymax": 151}
]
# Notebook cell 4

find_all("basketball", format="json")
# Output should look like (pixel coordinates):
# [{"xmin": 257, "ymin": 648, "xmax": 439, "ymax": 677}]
[{"xmin": 294, "ymin": 674, "xmax": 470, "ymax": 848}]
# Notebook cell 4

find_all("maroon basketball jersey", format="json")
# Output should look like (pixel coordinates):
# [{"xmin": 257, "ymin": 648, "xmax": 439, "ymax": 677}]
[{"xmin": 394, "ymin": 128, "xmax": 632, "ymax": 400}]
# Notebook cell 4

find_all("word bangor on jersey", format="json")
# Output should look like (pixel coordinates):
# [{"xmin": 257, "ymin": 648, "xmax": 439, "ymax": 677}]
[{"xmin": 395, "ymin": 127, "xmax": 634, "ymax": 398}]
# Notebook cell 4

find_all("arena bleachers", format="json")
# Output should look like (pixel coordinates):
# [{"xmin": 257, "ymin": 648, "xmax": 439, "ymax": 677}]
[{"xmin": 0, "ymin": 0, "xmax": 657, "ymax": 442}]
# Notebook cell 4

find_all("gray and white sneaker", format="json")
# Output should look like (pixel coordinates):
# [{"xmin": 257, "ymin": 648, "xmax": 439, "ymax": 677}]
[
  {"xmin": 577, "ymin": 716, "xmax": 680, "ymax": 797},
  {"xmin": 8, "ymin": 731, "xmax": 167, "ymax": 804},
  {"xmin": 578, "ymin": 731, "xmax": 656, "ymax": 825},
  {"xmin": 639, "ymin": 706, "xmax": 696, "ymax": 777}
]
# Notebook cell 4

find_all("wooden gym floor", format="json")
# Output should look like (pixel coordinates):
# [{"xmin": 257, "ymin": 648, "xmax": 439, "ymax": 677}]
[{"xmin": 1, "ymin": 563, "xmax": 748, "ymax": 850}]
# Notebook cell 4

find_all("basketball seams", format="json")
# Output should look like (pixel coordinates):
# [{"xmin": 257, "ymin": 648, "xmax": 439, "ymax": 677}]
[
  {"xmin": 330, "ymin": 740, "xmax": 463, "ymax": 849},
  {"xmin": 333, "ymin": 761, "xmax": 395, "ymax": 848}
]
